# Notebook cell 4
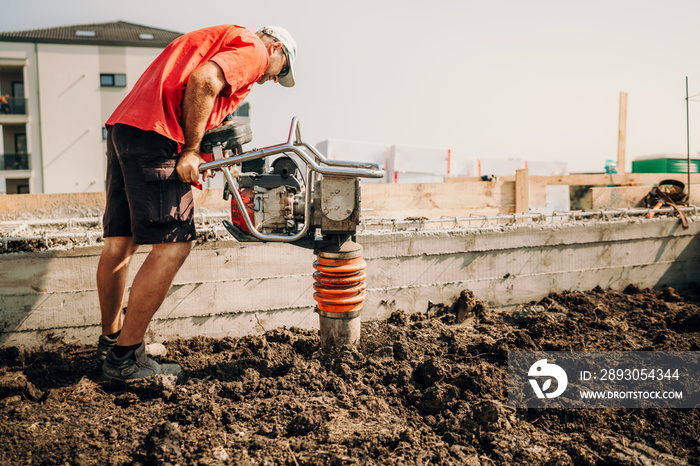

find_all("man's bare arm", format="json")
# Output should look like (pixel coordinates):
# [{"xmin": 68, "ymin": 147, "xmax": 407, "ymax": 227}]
[{"xmin": 177, "ymin": 61, "xmax": 228, "ymax": 183}]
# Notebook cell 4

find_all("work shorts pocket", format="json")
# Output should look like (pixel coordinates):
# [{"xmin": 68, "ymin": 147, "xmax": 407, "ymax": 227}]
[{"xmin": 141, "ymin": 159, "xmax": 194, "ymax": 224}]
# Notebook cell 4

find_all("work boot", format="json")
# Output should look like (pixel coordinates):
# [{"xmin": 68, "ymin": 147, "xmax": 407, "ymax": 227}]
[
  {"xmin": 101, "ymin": 342, "xmax": 182, "ymax": 384},
  {"xmin": 96, "ymin": 334, "xmax": 118, "ymax": 362}
]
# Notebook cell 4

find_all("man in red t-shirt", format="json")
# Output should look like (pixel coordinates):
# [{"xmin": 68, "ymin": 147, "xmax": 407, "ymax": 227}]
[{"xmin": 97, "ymin": 25, "xmax": 297, "ymax": 383}]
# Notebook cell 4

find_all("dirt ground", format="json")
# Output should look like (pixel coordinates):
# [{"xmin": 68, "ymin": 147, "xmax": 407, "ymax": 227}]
[{"xmin": 1, "ymin": 285, "xmax": 699, "ymax": 465}]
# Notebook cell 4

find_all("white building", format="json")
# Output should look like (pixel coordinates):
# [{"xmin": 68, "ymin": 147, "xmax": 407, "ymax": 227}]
[{"xmin": 0, "ymin": 21, "xmax": 184, "ymax": 194}]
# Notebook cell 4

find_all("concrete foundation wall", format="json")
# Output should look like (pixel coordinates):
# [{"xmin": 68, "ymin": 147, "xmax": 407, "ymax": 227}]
[{"xmin": 1, "ymin": 216, "xmax": 698, "ymax": 349}]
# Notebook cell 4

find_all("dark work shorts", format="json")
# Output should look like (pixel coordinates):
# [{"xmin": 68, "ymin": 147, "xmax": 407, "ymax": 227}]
[{"xmin": 103, "ymin": 124, "xmax": 195, "ymax": 244}]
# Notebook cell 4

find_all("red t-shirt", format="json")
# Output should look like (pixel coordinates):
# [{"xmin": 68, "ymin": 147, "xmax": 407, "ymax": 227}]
[{"xmin": 106, "ymin": 25, "xmax": 268, "ymax": 148}]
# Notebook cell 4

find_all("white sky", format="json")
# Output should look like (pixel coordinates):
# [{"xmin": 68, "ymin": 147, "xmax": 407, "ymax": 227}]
[{"xmin": 2, "ymin": 0, "xmax": 700, "ymax": 173}]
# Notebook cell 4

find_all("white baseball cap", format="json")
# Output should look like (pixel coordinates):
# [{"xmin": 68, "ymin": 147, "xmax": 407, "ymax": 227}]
[{"xmin": 259, "ymin": 25, "xmax": 297, "ymax": 87}]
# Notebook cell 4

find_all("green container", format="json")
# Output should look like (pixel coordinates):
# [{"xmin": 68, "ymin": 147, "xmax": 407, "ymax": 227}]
[{"xmin": 632, "ymin": 158, "xmax": 700, "ymax": 173}]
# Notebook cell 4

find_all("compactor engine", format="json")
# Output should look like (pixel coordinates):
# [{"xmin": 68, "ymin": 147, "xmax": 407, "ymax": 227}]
[{"xmin": 199, "ymin": 118, "xmax": 383, "ymax": 348}]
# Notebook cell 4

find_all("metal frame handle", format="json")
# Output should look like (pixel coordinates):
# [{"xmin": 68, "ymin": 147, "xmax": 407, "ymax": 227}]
[
  {"xmin": 199, "ymin": 117, "xmax": 385, "ymax": 178},
  {"xmin": 199, "ymin": 117, "xmax": 385, "ymax": 242}
]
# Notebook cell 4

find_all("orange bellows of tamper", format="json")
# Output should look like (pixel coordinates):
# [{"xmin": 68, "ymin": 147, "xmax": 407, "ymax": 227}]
[{"xmin": 312, "ymin": 255, "xmax": 367, "ymax": 313}]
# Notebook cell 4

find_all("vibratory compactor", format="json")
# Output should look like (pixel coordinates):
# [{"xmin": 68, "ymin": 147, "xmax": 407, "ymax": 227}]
[{"xmin": 198, "ymin": 118, "xmax": 384, "ymax": 349}]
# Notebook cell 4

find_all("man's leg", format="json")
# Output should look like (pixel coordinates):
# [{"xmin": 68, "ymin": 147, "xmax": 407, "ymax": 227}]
[
  {"xmin": 97, "ymin": 236, "xmax": 139, "ymax": 336},
  {"xmin": 100, "ymin": 124, "xmax": 192, "ymax": 380},
  {"xmin": 116, "ymin": 241, "xmax": 193, "ymax": 347}
]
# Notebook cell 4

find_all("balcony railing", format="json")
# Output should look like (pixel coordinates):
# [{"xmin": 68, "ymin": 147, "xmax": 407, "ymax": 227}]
[
  {"xmin": 0, "ymin": 97, "xmax": 27, "ymax": 115},
  {"xmin": 0, "ymin": 153, "xmax": 30, "ymax": 170}
]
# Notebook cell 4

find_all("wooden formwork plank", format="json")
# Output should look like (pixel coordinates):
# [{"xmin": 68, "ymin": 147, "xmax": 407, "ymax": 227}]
[
  {"xmin": 590, "ymin": 186, "xmax": 650, "ymax": 209},
  {"xmin": 0, "ymin": 192, "xmax": 105, "ymax": 220},
  {"xmin": 590, "ymin": 184, "xmax": 700, "ymax": 209},
  {"xmin": 361, "ymin": 180, "xmax": 515, "ymax": 218}
]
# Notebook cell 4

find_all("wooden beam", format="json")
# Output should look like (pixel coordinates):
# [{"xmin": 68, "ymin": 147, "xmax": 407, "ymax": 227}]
[
  {"xmin": 448, "ymin": 173, "xmax": 700, "ymax": 187},
  {"xmin": 515, "ymin": 168, "xmax": 529, "ymax": 213},
  {"xmin": 618, "ymin": 91, "xmax": 628, "ymax": 174}
]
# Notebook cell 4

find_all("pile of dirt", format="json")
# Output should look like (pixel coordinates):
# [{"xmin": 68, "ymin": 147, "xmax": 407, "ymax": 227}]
[{"xmin": 1, "ymin": 285, "xmax": 699, "ymax": 465}]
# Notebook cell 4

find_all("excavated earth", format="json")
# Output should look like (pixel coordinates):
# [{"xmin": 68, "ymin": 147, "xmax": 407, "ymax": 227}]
[{"xmin": 1, "ymin": 285, "xmax": 699, "ymax": 465}]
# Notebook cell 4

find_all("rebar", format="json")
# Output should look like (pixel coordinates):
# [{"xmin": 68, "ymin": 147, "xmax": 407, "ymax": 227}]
[{"xmin": 1, "ymin": 207, "xmax": 697, "ymax": 250}]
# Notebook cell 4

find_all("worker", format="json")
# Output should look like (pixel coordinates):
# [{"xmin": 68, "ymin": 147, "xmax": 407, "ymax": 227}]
[{"xmin": 96, "ymin": 24, "xmax": 297, "ymax": 383}]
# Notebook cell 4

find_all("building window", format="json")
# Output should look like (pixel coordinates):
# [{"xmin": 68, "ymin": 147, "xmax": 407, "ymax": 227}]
[
  {"xmin": 100, "ymin": 74, "xmax": 126, "ymax": 87},
  {"xmin": 6, "ymin": 178, "xmax": 30, "ymax": 194}
]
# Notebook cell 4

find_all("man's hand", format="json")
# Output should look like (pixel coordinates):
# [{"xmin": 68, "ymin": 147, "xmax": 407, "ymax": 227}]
[
  {"xmin": 178, "ymin": 61, "xmax": 227, "ymax": 185},
  {"xmin": 176, "ymin": 150, "xmax": 210, "ymax": 183}
]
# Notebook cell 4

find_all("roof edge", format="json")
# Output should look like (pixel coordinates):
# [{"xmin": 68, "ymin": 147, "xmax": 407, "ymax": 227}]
[
  {"xmin": 0, "ymin": 20, "xmax": 182, "ymax": 48},
  {"xmin": 0, "ymin": 36, "xmax": 174, "ymax": 48}
]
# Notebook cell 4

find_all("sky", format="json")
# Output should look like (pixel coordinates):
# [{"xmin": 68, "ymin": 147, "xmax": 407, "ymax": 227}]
[{"xmin": 2, "ymin": 0, "xmax": 700, "ymax": 174}]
